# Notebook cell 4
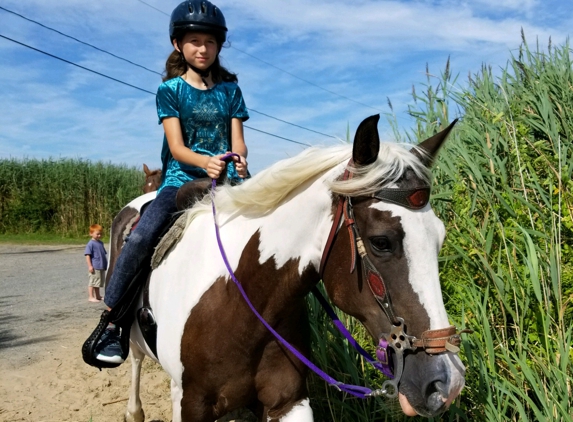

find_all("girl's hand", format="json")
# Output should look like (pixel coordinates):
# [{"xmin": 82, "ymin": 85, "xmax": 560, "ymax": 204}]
[
  {"xmin": 233, "ymin": 155, "xmax": 248, "ymax": 178},
  {"xmin": 205, "ymin": 155, "xmax": 226, "ymax": 179}
]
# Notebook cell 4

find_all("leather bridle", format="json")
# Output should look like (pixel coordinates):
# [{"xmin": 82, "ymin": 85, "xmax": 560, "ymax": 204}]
[{"xmin": 319, "ymin": 166, "xmax": 465, "ymax": 397}]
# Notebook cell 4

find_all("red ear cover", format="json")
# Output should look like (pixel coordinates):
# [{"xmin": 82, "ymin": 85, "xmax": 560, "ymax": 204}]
[
  {"xmin": 408, "ymin": 189, "xmax": 429, "ymax": 208},
  {"xmin": 368, "ymin": 272, "xmax": 386, "ymax": 298}
]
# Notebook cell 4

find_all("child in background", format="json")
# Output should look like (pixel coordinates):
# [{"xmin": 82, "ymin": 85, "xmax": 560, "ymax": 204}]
[{"xmin": 85, "ymin": 224, "xmax": 108, "ymax": 303}]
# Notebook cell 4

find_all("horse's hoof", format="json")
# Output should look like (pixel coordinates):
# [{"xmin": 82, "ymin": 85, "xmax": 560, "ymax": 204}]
[{"xmin": 124, "ymin": 408, "xmax": 145, "ymax": 422}]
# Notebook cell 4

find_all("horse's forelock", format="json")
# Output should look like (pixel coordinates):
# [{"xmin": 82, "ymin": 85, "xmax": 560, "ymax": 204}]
[{"xmin": 329, "ymin": 143, "xmax": 431, "ymax": 197}]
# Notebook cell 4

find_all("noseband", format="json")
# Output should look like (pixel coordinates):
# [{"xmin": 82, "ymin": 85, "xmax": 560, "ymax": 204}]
[{"xmin": 319, "ymin": 167, "xmax": 465, "ymax": 397}]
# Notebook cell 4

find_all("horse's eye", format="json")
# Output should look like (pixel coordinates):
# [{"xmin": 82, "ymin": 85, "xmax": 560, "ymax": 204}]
[{"xmin": 370, "ymin": 236, "xmax": 392, "ymax": 252}]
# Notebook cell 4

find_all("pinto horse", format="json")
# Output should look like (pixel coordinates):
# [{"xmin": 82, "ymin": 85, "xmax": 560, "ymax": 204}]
[{"xmin": 116, "ymin": 115, "xmax": 464, "ymax": 421}]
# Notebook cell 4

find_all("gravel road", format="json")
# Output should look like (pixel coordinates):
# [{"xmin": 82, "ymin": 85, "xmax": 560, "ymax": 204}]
[{"xmin": 0, "ymin": 244, "xmax": 107, "ymax": 368}]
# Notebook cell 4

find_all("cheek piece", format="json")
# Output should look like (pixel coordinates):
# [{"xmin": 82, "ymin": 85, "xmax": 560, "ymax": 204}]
[{"xmin": 320, "ymin": 167, "xmax": 470, "ymax": 399}]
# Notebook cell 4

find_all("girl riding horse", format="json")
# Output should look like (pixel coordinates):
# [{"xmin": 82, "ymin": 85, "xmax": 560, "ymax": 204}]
[{"xmin": 90, "ymin": 0, "xmax": 249, "ymax": 365}]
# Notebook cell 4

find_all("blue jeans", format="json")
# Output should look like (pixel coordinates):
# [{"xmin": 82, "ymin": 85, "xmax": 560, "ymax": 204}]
[{"xmin": 104, "ymin": 186, "xmax": 179, "ymax": 308}]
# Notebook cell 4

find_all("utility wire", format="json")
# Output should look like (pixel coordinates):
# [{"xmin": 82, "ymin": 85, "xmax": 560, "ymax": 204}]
[
  {"xmin": 0, "ymin": 5, "xmax": 162, "ymax": 76},
  {"xmin": 0, "ymin": 34, "xmax": 157, "ymax": 95},
  {"xmin": 244, "ymin": 125, "xmax": 312, "ymax": 147},
  {"xmin": 0, "ymin": 4, "xmax": 336, "ymax": 140},
  {"xmin": 134, "ymin": 0, "xmax": 383, "ymax": 112},
  {"xmin": 248, "ymin": 108, "xmax": 336, "ymax": 139},
  {"xmin": 136, "ymin": 0, "xmax": 168, "ymax": 16},
  {"xmin": 231, "ymin": 45, "xmax": 383, "ymax": 112},
  {"xmin": 0, "ymin": 33, "xmax": 310, "ymax": 147}
]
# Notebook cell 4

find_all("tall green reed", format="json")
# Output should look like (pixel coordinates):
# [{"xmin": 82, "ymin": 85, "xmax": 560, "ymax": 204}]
[
  {"xmin": 406, "ymin": 35, "xmax": 572, "ymax": 420},
  {"xmin": 308, "ymin": 35, "xmax": 571, "ymax": 421},
  {"xmin": 0, "ymin": 158, "xmax": 145, "ymax": 237}
]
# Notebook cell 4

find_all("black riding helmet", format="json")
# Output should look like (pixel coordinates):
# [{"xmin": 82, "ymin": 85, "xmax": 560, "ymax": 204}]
[{"xmin": 169, "ymin": 0, "xmax": 227, "ymax": 44}]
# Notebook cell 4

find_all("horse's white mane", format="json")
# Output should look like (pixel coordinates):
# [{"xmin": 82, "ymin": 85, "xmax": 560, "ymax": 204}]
[{"xmin": 185, "ymin": 142, "xmax": 429, "ymax": 226}]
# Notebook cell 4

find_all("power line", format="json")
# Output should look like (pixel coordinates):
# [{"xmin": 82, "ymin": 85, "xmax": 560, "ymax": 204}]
[
  {"xmin": 0, "ymin": 4, "xmax": 337, "ymax": 140},
  {"xmin": 231, "ymin": 45, "xmax": 383, "ymax": 112},
  {"xmin": 0, "ymin": 33, "xmax": 312, "ymax": 147},
  {"xmin": 0, "ymin": 5, "xmax": 162, "ymax": 76},
  {"xmin": 249, "ymin": 108, "xmax": 336, "ymax": 139},
  {"xmin": 136, "ymin": 0, "xmax": 168, "ymax": 16},
  {"xmin": 134, "ymin": 0, "xmax": 383, "ymax": 112},
  {"xmin": 244, "ymin": 125, "xmax": 312, "ymax": 147},
  {"xmin": 0, "ymin": 34, "xmax": 157, "ymax": 95}
]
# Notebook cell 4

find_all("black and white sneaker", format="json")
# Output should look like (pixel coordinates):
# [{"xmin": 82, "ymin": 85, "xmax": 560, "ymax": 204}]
[{"xmin": 95, "ymin": 326, "xmax": 125, "ymax": 364}]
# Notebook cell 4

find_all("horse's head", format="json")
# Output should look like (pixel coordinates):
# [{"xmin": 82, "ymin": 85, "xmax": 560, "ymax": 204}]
[
  {"xmin": 142, "ymin": 164, "xmax": 162, "ymax": 193},
  {"xmin": 321, "ymin": 115, "xmax": 464, "ymax": 417}
]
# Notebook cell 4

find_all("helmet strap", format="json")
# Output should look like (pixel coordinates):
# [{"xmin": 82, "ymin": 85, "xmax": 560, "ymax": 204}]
[{"xmin": 178, "ymin": 51, "xmax": 213, "ymax": 88}]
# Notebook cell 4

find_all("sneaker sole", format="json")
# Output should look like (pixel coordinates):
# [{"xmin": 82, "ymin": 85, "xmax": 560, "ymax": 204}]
[{"xmin": 96, "ymin": 353, "xmax": 125, "ymax": 364}]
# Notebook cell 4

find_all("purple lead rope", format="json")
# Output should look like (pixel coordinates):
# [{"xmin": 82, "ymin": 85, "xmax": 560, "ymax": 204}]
[
  {"xmin": 310, "ymin": 286, "xmax": 394, "ymax": 379},
  {"xmin": 210, "ymin": 154, "xmax": 383, "ymax": 399}
]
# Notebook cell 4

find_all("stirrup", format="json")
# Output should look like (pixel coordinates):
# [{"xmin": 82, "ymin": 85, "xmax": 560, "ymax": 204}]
[
  {"xmin": 137, "ymin": 306, "xmax": 158, "ymax": 358},
  {"xmin": 82, "ymin": 310, "xmax": 129, "ymax": 370}
]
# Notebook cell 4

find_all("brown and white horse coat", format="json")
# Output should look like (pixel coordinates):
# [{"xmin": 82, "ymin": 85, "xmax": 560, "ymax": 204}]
[{"xmin": 121, "ymin": 116, "xmax": 464, "ymax": 421}]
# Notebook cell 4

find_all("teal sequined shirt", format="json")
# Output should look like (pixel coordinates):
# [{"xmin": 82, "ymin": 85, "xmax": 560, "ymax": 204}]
[{"xmin": 156, "ymin": 77, "xmax": 249, "ymax": 192}]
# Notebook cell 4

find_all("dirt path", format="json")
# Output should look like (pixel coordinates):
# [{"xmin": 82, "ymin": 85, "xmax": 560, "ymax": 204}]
[
  {"xmin": 0, "ymin": 244, "xmax": 172, "ymax": 421},
  {"xmin": 0, "ymin": 244, "xmax": 257, "ymax": 422}
]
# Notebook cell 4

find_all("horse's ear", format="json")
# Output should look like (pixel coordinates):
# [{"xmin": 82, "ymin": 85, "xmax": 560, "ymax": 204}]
[
  {"xmin": 413, "ymin": 119, "xmax": 458, "ymax": 167},
  {"xmin": 353, "ymin": 114, "xmax": 380, "ymax": 166},
  {"xmin": 143, "ymin": 163, "xmax": 150, "ymax": 175}
]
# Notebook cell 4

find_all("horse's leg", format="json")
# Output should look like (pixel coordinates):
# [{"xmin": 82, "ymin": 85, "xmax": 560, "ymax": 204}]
[
  {"xmin": 262, "ymin": 398, "xmax": 313, "ymax": 422},
  {"xmin": 171, "ymin": 378, "xmax": 183, "ymax": 422},
  {"xmin": 256, "ymin": 361, "xmax": 314, "ymax": 422},
  {"xmin": 280, "ymin": 398, "xmax": 313, "ymax": 421},
  {"xmin": 179, "ymin": 385, "xmax": 216, "ymax": 422},
  {"xmin": 124, "ymin": 344, "xmax": 145, "ymax": 422}
]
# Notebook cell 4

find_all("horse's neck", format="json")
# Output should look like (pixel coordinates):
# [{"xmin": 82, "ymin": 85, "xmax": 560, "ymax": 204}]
[
  {"xmin": 150, "ymin": 168, "xmax": 341, "ymax": 345},
  {"xmin": 252, "ymin": 169, "xmax": 339, "ymax": 277},
  {"xmin": 184, "ymin": 168, "xmax": 339, "ymax": 292}
]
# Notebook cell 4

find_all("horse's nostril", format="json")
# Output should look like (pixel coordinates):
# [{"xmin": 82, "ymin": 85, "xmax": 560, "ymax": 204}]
[
  {"xmin": 433, "ymin": 380, "xmax": 448, "ymax": 397},
  {"xmin": 426, "ymin": 381, "xmax": 447, "ymax": 413}
]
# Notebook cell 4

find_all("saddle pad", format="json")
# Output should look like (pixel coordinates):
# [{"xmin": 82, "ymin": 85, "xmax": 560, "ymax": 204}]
[{"xmin": 151, "ymin": 211, "xmax": 188, "ymax": 269}]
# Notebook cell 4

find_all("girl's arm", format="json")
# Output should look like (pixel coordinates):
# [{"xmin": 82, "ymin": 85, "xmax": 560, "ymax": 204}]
[
  {"xmin": 230, "ymin": 118, "xmax": 248, "ymax": 178},
  {"xmin": 163, "ymin": 117, "xmax": 225, "ymax": 179}
]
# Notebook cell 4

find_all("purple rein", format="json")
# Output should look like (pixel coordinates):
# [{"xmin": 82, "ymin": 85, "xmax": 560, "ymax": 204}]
[{"xmin": 210, "ymin": 153, "xmax": 392, "ymax": 399}]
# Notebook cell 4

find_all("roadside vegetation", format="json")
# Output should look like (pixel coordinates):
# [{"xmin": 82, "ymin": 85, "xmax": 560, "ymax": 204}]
[
  {"xmin": 307, "ymin": 36, "xmax": 572, "ymax": 421},
  {"xmin": 0, "ymin": 158, "xmax": 143, "ymax": 239},
  {"xmin": 0, "ymin": 35, "xmax": 570, "ymax": 421}
]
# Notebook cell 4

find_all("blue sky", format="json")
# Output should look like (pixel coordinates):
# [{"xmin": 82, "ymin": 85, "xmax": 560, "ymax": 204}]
[{"xmin": 1, "ymin": 0, "xmax": 571, "ymax": 174}]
